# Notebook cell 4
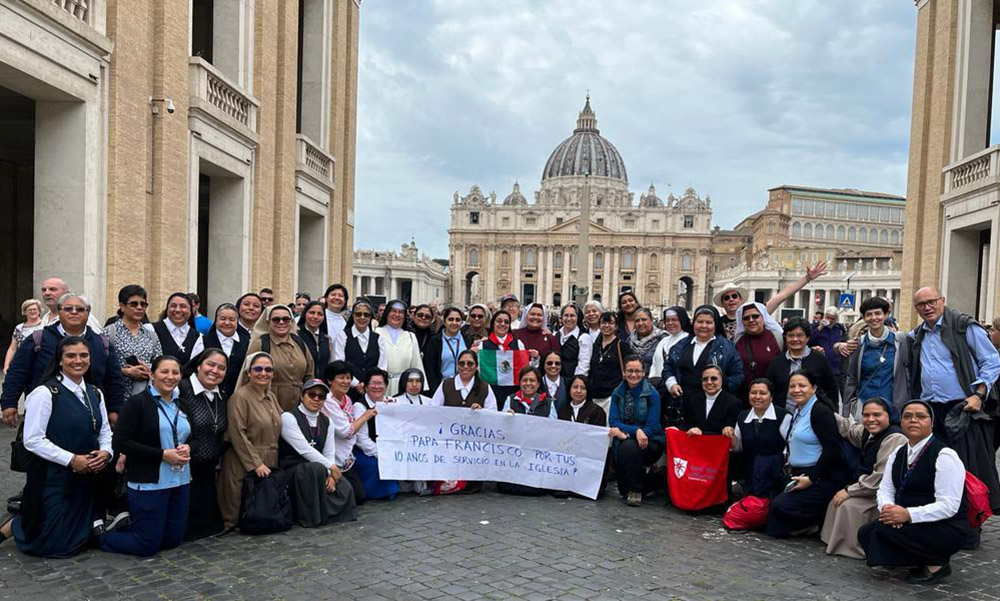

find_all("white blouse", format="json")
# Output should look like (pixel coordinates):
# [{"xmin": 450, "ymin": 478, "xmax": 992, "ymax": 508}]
[
  {"xmin": 280, "ymin": 405, "xmax": 337, "ymax": 471},
  {"xmin": 23, "ymin": 374, "xmax": 112, "ymax": 466}
]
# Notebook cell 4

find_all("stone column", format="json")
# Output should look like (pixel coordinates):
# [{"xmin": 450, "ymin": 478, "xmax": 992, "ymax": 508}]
[
  {"xmin": 513, "ymin": 246, "xmax": 522, "ymax": 300},
  {"xmin": 545, "ymin": 246, "xmax": 555, "ymax": 305}
]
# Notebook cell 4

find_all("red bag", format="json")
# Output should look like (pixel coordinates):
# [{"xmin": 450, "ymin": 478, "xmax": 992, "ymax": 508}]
[
  {"xmin": 433, "ymin": 480, "xmax": 468, "ymax": 496},
  {"xmin": 665, "ymin": 428, "xmax": 731, "ymax": 510},
  {"xmin": 965, "ymin": 471, "xmax": 993, "ymax": 528},
  {"xmin": 723, "ymin": 496, "xmax": 770, "ymax": 530}
]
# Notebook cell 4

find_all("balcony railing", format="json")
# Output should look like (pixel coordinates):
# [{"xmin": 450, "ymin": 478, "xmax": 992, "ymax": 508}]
[
  {"xmin": 942, "ymin": 144, "xmax": 1000, "ymax": 197},
  {"xmin": 189, "ymin": 57, "xmax": 258, "ymax": 136},
  {"xmin": 296, "ymin": 134, "xmax": 335, "ymax": 188}
]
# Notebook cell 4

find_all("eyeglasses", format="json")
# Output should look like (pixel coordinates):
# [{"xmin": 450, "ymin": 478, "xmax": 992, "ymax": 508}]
[
  {"xmin": 901, "ymin": 412, "xmax": 931, "ymax": 421},
  {"xmin": 354, "ymin": 312, "xmax": 372, "ymax": 318},
  {"xmin": 742, "ymin": 314, "xmax": 760, "ymax": 322},
  {"xmin": 470, "ymin": 314, "xmax": 485, "ymax": 319},
  {"xmin": 126, "ymin": 300, "xmax": 149, "ymax": 309},
  {"xmin": 722, "ymin": 293, "xmax": 741, "ymax": 301},
  {"xmin": 701, "ymin": 376, "xmax": 721, "ymax": 382},
  {"xmin": 457, "ymin": 361, "xmax": 476, "ymax": 367},
  {"xmin": 914, "ymin": 298, "xmax": 942, "ymax": 310},
  {"xmin": 305, "ymin": 391, "xmax": 326, "ymax": 400},
  {"xmin": 367, "ymin": 382, "xmax": 385, "ymax": 388},
  {"xmin": 270, "ymin": 316, "xmax": 292, "ymax": 324},
  {"xmin": 415, "ymin": 313, "xmax": 432, "ymax": 319},
  {"xmin": 545, "ymin": 361, "xmax": 561, "ymax": 366},
  {"xmin": 251, "ymin": 365, "xmax": 274, "ymax": 374},
  {"xmin": 60, "ymin": 306, "xmax": 88, "ymax": 314}
]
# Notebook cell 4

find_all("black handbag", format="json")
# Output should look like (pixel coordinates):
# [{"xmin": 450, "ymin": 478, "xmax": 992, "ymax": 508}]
[
  {"xmin": 10, "ymin": 422, "xmax": 30, "ymax": 473},
  {"xmin": 238, "ymin": 468, "xmax": 293, "ymax": 535}
]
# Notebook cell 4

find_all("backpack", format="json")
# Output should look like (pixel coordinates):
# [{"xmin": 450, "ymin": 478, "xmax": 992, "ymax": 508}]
[
  {"xmin": 33, "ymin": 328, "xmax": 110, "ymax": 355},
  {"xmin": 723, "ymin": 495, "xmax": 770, "ymax": 530},
  {"xmin": 965, "ymin": 471, "xmax": 993, "ymax": 529},
  {"xmin": 238, "ymin": 469, "xmax": 293, "ymax": 535}
]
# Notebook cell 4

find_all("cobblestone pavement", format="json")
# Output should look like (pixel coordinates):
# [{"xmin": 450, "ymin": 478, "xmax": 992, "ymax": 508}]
[{"xmin": 0, "ymin": 427, "xmax": 997, "ymax": 601}]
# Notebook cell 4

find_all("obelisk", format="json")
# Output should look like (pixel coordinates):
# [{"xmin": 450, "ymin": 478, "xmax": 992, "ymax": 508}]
[{"xmin": 576, "ymin": 170, "xmax": 590, "ymax": 304}]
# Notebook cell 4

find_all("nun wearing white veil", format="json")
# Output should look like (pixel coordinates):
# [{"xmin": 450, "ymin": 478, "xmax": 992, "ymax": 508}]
[{"xmin": 733, "ymin": 302, "xmax": 785, "ymax": 388}]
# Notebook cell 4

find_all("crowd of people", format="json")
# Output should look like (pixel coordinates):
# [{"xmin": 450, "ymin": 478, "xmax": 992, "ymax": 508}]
[{"xmin": 0, "ymin": 267, "xmax": 998, "ymax": 586}]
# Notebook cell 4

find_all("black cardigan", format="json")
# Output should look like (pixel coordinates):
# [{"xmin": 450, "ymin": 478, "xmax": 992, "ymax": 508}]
[
  {"xmin": 113, "ymin": 390, "xmax": 183, "ymax": 484},
  {"xmin": 766, "ymin": 352, "xmax": 839, "ymax": 413},
  {"xmin": 422, "ymin": 331, "xmax": 473, "ymax": 395},
  {"xmin": 794, "ymin": 400, "xmax": 844, "ymax": 483},
  {"xmin": 681, "ymin": 390, "xmax": 742, "ymax": 435}
]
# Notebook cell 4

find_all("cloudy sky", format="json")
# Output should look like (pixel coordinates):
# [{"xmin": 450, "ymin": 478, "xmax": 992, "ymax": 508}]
[{"xmin": 354, "ymin": 0, "xmax": 917, "ymax": 259}]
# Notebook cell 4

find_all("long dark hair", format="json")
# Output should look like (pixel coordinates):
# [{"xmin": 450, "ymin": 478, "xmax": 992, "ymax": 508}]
[
  {"xmin": 159, "ymin": 292, "xmax": 197, "ymax": 328},
  {"xmin": 567, "ymin": 374, "xmax": 592, "ymax": 402},
  {"xmin": 616, "ymin": 290, "xmax": 640, "ymax": 325},
  {"xmin": 297, "ymin": 300, "xmax": 328, "ymax": 335},
  {"xmin": 183, "ymin": 348, "xmax": 229, "ymax": 379},
  {"xmin": 39, "ymin": 336, "xmax": 96, "ymax": 386}
]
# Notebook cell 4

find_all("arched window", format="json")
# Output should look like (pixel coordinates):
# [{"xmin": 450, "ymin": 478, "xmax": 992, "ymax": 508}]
[
  {"xmin": 623, "ymin": 251, "xmax": 634, "ymax": 269},
  {"xmin": 792, "ymin": 222, "xmax": 802, "ymax": 237},
  {"xmin": 804, "ymin": 223, "xmax": 813, "ymax": 238},
  {"xmin": 890, "ymin": 230, "xmax": 900, "ymax": 245},
  {"xmin": 880, "ymin": 229, "xmax": 889, "ymax": 244},
  {"xmin": 554, "ymin": 251, "xmax": 563, "ymax": 268},
  {"xmin": 468, "ymin": 249, "xmax": 479, "ymax": 267},
  {"xmin": 525, "ymin": 248, "xmax": 536, "ymax": 267},
  {"xmin": 826, "ymin": 224, "xmax": 835, "ymax": 239},
  {"xmin": 501, "ymin": 250, "xmax": 509, "ymax": 267},
  {"xmin": 595, "ymin": 252, "xmax": 604, "ymax": 270},
  {"xmin": 815, "ymin": 224, "xmax": 824, "ymax": 239},
  {"xmin": 650, "ymin": 253, "xmax": 658, "ymax": 269},
  {"xmin": 681, "ymin": 254, "xmax": 692, "ymax": 271},
  {"xmin": 858, "ymin": 228, "xmax": 867, "ymax": 242},
  {"xmin": 837, "ymin": 225, "xmax": 846, "ymax": 240},
  {"xmin": 848, "ymin": 226, "xmax": 856, "ymax": 241}
]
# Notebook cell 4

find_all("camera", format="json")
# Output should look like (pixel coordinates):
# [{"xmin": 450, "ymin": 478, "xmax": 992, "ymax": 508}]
[{"xmin": 166, "ymin": 99, "xmax": 176, "ymax": 114}]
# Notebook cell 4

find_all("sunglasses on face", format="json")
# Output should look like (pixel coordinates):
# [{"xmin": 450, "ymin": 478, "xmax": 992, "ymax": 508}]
[
  {"xmin": 742, "ymin": 314, "xmax": 760, "ymax": 321},
  {"xmin": 354, "ymin": 312, "xmax": 372, "ymax": 318},
  {"xmin": 126, "ymin": 300, "xmax": 149, "ymax": 309},
  {"xmin": 270, "ymin": 316, "xmax": 292, "ymax": 324},
  {"xmin": 60, "ymin": 306, "xmax": 88, "ymax": 314},
  {"xmin": 702, "ymin": 376, "xmax": 721, "ymax": 382},
  {"xmin": 415, "ymin": 313, "xmax": 431, "ymax": 319},
  {"xmin": 305, "ymin": 391, "xmax": 326, "ymax": 400},
  {"xmin": 545, "ymin": 361, "xmax": 561, "ymax": 366},
  {"xmin": 722, "ymin": 293, "xmax": 741, "ymax": 301},
  {"xmin": 457, "ymin": 361, "xmax": 476, "ymax": 367},
  {"xmin": 470, "ymin": 314, "xmax": 485, "ymax": 319},
  {"xmin": 251, "ymin": 366, "xmax": 274, "ymax": 374}
]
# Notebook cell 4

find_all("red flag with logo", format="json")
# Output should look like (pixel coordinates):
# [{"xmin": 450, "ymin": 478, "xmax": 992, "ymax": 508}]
[{"xmin": 665, "ymin": 428, "xmax": 730, "ymax": 511}]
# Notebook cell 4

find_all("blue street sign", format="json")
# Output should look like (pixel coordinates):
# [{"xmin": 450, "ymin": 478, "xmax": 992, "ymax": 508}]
[{"xmin": 838, "ymin": 293, "xmax": 855, "ymax": 310}]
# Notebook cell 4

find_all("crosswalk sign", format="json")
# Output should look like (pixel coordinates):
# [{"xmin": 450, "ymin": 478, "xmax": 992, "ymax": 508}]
[{"xmin": 838, "ymin": 293, "xmax": 855, "ymax": 310}]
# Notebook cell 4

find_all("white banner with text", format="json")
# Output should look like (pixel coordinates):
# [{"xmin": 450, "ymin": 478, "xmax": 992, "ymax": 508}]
[{"xmin": 376, "ymin": 403, "xmax": 610, "ymax": 499}]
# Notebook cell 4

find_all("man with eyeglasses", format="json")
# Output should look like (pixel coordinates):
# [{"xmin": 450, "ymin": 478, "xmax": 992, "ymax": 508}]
[
  {"xmin": 258, "ymin": 288, "xmax": 276, "ymax": 309},
  {"xmin": 714, "ymin": 261, "xmax": 827, "ymax": 341},
  {"xmin": 2, "ymin": 293, "xmax": 126, "ymax": 428},
  {"xmin": 906, "ymin": 286, "xmax": 999, "ymax": 547},
  {"xmin": 858, "ymin": 400, "xmax": 968, "ymax": 584}
]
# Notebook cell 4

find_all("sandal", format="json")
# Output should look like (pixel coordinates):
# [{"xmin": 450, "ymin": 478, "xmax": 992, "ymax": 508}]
[{"xmin": 0, "ymin": 515, "xmax": 14, "ymax": 543}]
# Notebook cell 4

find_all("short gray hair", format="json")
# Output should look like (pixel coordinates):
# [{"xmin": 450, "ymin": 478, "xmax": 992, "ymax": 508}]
[
  {"xmin": 583, "ymin": 300, "xmax": 605, "ymax": 313},
  {"xmin": 57, "ymin": 292, "xmax": 92, "ymax": 312}
]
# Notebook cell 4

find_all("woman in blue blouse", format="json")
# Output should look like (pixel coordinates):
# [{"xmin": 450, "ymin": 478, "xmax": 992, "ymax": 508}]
[
  {"xmin": 609, "ymin": 355, "xmax": 665, "ymax": 507},
  {"xmin": 767, "ymin": 370, "xmax": 850, "ymax": 538},
  {"xmin": 101, "ymin": 355, "xmax": 192, "ymax": 556}
]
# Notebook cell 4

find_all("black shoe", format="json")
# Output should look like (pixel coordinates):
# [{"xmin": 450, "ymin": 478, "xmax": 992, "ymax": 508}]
[
  {"xmin": 91, "ymin": 519, "xmax": 106, "ymax": 537},
  {"xmin": 6, "ymin": 499, "xmax": 20, "ymax": 516},
  {"xmin": 106, "ymin": 511, "xmax": 131, "ymax": 533},
  {"xmin": 907, "ymin": 564, "xmax": 951, "ymax": 584},
  {"xmin": 907, "ymin": 567, "xmax": 926, "ymax": 578}
]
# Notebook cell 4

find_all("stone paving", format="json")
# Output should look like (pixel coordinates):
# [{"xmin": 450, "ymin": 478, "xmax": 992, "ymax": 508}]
[{"xmin": 0, "ymin": 426, "xmax": 997, "ymax": 601}]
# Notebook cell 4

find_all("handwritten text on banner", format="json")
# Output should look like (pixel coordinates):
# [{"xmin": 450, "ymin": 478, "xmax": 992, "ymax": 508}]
[{"xmin": 376, "ymin": 403, "xmax": 609, "ymax": 499}]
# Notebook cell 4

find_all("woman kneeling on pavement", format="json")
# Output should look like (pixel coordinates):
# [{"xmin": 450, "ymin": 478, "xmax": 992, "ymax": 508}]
[
  {"xmin": 820, "ymin": 397, "xmax": 906, "ymax": 559},
  {"xmin": 1, "ymin": 337, "xmax": 113, "ymax": 557},
  {"xmin": 498, "ymin": 366, "xmax": 556, "ymax": 496},
  {"xmin": 609, "ymin": 355, "xmax": 664, "ymax": 507},
  {"xmin": 101, "ymin": 355, "xmax": 192, "ymax": 556},
  {"xmin": 278, "ymin": 379, "xmax": 357, "ymax": 527}
]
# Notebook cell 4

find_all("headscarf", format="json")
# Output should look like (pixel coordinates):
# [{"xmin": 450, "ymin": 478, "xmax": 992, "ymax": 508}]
[
  {"xmin": 901, "ymin": 399, "xmax": 934, "ymax": 421},
  {"xmin": 250, "ymin": 304, "xmax": 294, "ymax": 342},
  {"xmin": 464, "ymin": 303, "xmax": 491, "ymax": 339},
  {"xmin": 734, "ymin": 301, "xmax": 784, "ymax": 351},
  {"xmin": 518, "ymin": 303, "xmax": 548, "ymax": 331},
  {"xmin": 856, "ymin": 397, "xmax": 903, "ymax": 480},
  {"xmin": 345, "ymin": 298, "xmax": 374, "ymax": 333},
  {"xmin": 662, "ymin": 306, "xmax": 693, "ymax": 335},
  {"xmin": 233, "ymin": 351, "xmax": 274, "ymax": 393},
  {"xmin": 378, "ymin": 299, "xmax": 408, "ymax": 344},
  {"xmin": 691, "ymin": 304, "xmax": 723, "ymax": 338},
  {"xmin": 396, "ymin": 368, "xmax": 425, "ymax": 397}
]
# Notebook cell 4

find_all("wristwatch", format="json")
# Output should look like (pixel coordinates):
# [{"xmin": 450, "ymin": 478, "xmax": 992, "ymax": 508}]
[{"xmin": 974, "ymin": 390, "xmax": 987, "ymax": 401}]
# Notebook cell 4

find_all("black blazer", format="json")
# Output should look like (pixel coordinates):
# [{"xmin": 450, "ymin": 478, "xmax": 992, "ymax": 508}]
[
  {"xmin": 113, "ymin": 390, "xmax": 186, "ymax": 484},
  {"xmin": 766, "ymin": 352, "xmax": 839, "ymax": 413},
  {"xmin": 681, "ymin": 389, "xmax": 742, "ymax": 435},
  {"xmin": 556, "ymin": 398, "xmax": 607, "ymax": 426},
  {"xmin": 299, "ymin": 325, "xmax": 332, "ymax": 372},
  {"xmin": 422, "ymin": 331, "xmax": 473, "ymax": 395}
]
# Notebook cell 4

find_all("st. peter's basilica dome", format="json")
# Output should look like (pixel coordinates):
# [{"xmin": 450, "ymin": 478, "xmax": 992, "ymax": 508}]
[{"xmin": 540, "ymin": 96, "xmax": 628, "ymax": 183}]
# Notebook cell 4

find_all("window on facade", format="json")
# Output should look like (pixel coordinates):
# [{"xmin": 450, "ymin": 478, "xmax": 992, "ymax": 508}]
[
  {"xmin": 837, "ymin": 225, "xmax": 845, "ymax": 240},
  {"xmin": 682, "ymin": 254, "xmax": 692, "ymax": 271},
  {"xmin": 848, "ymin": 204, "xmax": 858, "ymax": 219},
  {"xmin": 767, "ymin": 223, "xmax": 774, "ymax": 234},
  {"xmin": 858, "ymin": 205, "xmax": 869, "ymax": 220},
  {"xmin": 804, "ymin": 223, "xmax": 813, "ymax": 238},
  {"xmin": 525, "ymin": 249, "xmax": 535, "ymax": 266},
  {"xmin": 501, "ymin": 217, "xmax": 510, "ymax": 227},
  {"xmin": 501, "ymin": 250, "xmax": 509, "ymax": 267},
  {"xmin": 859, "ymin": 227, "xmax": 867, "ymax": 242},
  {"xmin": 811, "ymin": 252, "xmax": 818, "ymax": 262},
  {"xmin": 684, "ymin": 215, "xmax": 694, "ymax": 228},
  {"xmin": 597, "ymin": 218, "xmax": 605, "ymax": 226},
  {"xmin": 890, "ymin": 230, "xmax": 900, "ymax": 245},
  {"xmin": 880, "ymin": 207, "xmax": 891, "ymax": 222},
  {"xmin": 469, "ymin": 249, "xmax": 479, "ymax": 266},
  {"xmin": 792, "ymin": 222, "xmax": 801, "ymax": 237},
  {"xmin": 623, "ymin": 251, "xmax": 634, "ymax": 269},
  {"xmin": 624, "ymin": 218, "xmax": 636, "ymax": 228},
  {"xmin": 554, "ymin": 251, "xmax": 563, "ymax": 268},
  {"xmin": 837, "ymin": 203, "xmax": 847, "ymax": 218},
  {"xmin": 826, "ymin": 224, "xmax": 835, "ymax": 239},
  {"xmin": 470, "ymin": 212, "xmax": 480, "ymax": 224},
  {"xmin": 650, "ymin": 253, "xmax": 658, "ymax": 269},
  {"xmin": 880, "ymin": 229, "xmax": 889, "ymax": 244},
  {"xmin": 595, "ymin": 252, "xmax": 604, "ymax": 269},
  {"xmin": 525, "ymin": 217, "xmax": 536, "ymax": 226},
  {"xmin": 556, "ymin": 217, "xmax": 563, "ymax": 225},
  {"xmin": 792, "ymin": 199, "xmax": 802, "ymax": 214},
  {"xmin": 652, "ymin": 219, "xmax": 660, "ymax": 229},
  {"xmin": 824, "ymin": 202, "xmax": 835, "ymax": 217},
  {"xmin": 848, "ymin": 226, "xmax": 856, "ymax": 241}
]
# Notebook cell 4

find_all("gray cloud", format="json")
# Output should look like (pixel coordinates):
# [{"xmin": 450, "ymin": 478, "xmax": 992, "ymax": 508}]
[{"xmin": 354, "ymin": 0, "xmax": 916, "ymax": 258}]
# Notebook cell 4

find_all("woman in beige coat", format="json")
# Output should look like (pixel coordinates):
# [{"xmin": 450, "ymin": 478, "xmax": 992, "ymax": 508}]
[
  {"xmin": 245, "ymin": 305, "xmax": 314, "ymax": 412},
  {"xmin": 218, "ymin": 352, "xmax": 283, "ymax": 529},
  {"xmin": 820, "ymin": 397, "xmax": 906, "ymax": 559}
]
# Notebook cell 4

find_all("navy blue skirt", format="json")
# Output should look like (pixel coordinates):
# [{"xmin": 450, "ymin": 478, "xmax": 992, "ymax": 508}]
[{"xmin": 353, "ymin": 449, "xmax": 399, "ymax": 501}]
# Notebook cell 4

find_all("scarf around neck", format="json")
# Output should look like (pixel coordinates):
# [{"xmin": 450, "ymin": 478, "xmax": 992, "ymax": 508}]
[
  {"xmin": 489, "ymin": 332, "xmax": 516, "ymax": 352},
  {"xmin": 514, "ymin": 390, "xmax": 545, "ymax": 408},
  {"xmin": 629, "ymin": 327, "xmax": 664, "ymax": 358}
]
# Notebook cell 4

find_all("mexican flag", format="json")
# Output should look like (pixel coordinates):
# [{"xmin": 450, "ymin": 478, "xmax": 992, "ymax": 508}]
[{"xmin": 478, "ymin": 349, "xmax": 531, "ymax": 386}]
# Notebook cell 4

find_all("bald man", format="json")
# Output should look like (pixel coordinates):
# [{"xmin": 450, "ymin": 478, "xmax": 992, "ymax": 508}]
[{"xmin": 38, "ymin": 277, "xmax": 103, "ymax": 332}]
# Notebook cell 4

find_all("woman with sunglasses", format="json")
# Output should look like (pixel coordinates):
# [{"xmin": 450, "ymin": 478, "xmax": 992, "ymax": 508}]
[
  {"xmin": 246, "ymin": 305, "xmax": 315, "ymax": 412},
  {"xmin": 408, "ymin": 304, "xmax": 438, "ymax": 359},
  {"xmin": 733, "ymin": 302, "xmax": 784, "ymax": 397},
  {"xmin": 462, "ymin": 304, "xmax": 491, "ymax": 340},
  {"xmin": 218, "ymin": 352, "xmax": 283, "ymax": 530},
  {"xmin": 332, "ymin": 299, "xmax": 386, "ymax": 400},
  {"xmin": 151, "ymin": 292, "xmax": 204, "ymax": 366},
  {"xmin": 105, "ymin": 285, "xmax": 162, "ymax": 397},
  {"xmin": 476, "ymin": 310, "xmax": 528, "ymax": 404},
  {"xmin": 676, "ymin": 364, "xmax": 741, "ymax": 437},
  {"xmin": 202, "ymin": 303, "xmax": 249, "ymax": 399}
]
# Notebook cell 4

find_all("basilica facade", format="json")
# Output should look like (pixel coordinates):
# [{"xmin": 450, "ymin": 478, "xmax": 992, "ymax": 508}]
[{"xmin": 448, "ymin": 97, "xmax": 714, "ymax": 311}]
